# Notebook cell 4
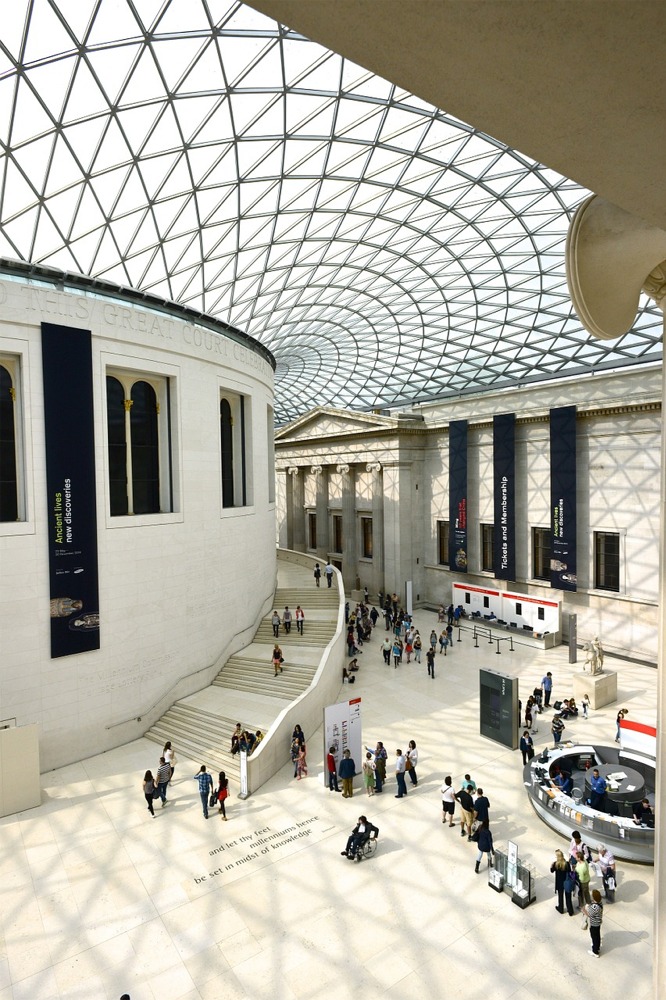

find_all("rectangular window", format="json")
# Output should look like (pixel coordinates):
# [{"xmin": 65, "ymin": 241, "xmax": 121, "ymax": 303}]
[
  {"xmin": 308, "ymin": 511, "xmax": 317, "ymax": 550},
  {"xmin": 437, "ymin": 520, "xmax": 449, "ymax": 566},
  {"xmin": 220, "ymin": 390, "xmax": 252, "ymax": 508},
  {"xmin": 106, "ymin": 369, "xmax": 173, "ymax": 516},
  {"xmin": 595, "ymin": 532, "xmax": 620, "ymax": 591},
  {"xmin": 361, "ymin": 516, "xmax": 373, "ymax": 558},
  {"xmin": 481, "ymin": 524, "xmax": 494, "ymax": 572},
  {"xmin": 332, "ymin": 514, "xmax": 343, "ymax": 553},
  {"xmin": 532, "ymin": 527, "xmax": 551, "ymax": 580},
  {"xmin": 516, "ymin": 602, "xmax": 522, "ymax": 615}
]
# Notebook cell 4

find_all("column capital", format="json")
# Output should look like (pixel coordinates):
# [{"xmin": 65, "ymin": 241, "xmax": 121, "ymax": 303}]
[
  {"xmin": 336, "ymin": 463, "xmax": 350, "ymax": 474},
  {"xmin": 287, "ymin": 466, "xmax": 300, "ymax": 476},
  {"xmin": 311, "ymin": 464, "xmax": 323, "ymax": 475},
  {"xmin": 366, "ymin": 461, "xmax": 382, "ymax": 473}
]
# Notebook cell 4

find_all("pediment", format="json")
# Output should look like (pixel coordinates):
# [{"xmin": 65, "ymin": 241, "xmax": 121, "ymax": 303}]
[{"xmin": 276, "ymin": 406, "xmax": 396, "ymax": 442}]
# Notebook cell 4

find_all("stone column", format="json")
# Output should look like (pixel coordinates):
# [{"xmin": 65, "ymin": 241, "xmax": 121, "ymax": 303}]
[
  {"xmin": 367, "ymin": 461, "xmax": 384, "ymax": 600},
  {"xmin": 275, "ymin": 468, "xmax": 289, "ymax": 548},
  {"xmin": 286, "ymin": 467, "xmax": 305, "ymax": 551},
  {"xmin": 337, "ymin": 463, "xmax": 357, "ymax": 589},
  {"xmin": 381, "ymin": 461, "xmax": 414, "ymax": 603},
  {"xmin": 312, "ymin": 464, "xmax": 329, "ymax": 559}
]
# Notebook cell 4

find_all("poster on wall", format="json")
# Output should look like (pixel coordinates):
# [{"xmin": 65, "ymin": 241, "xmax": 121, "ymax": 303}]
[
  {"xmin": 550, "ymin": 405, "xmax": 577, "ymax": 592},
  {"xmin": 448, "ymin": 419, "xmax": 468, "ymax": 572},
  {"xmin": 41, "ymin": 323, "xmax": 100, "ymax": 657},
  {"xmin": 493, "ymin": 413, "xmax": 515, "ymax": 580},
  {"xmin": 323, "ymin": 697, "xmax": 362, "ymax": 782}
]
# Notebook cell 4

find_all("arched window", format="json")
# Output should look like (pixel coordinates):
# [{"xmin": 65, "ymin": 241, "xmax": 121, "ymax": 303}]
[
  {"xmin": 130, "ymin": 381, "xmax": 159, "ymax": 514},
  {"xmin": 0, "ymin": 364, "xmax": 18, "ymax": 521},
  {"xmin": 220, "ymin": 391, "xmax": 252, "ymax": 509},
  {"xmin": 106, "ymin": 371, "xmax": 171, "ymax": 516},
  {"xmin": 220, "ymin": 397, "xmax": 234, "ymax": 507},
  {"xmin": 106, "ymin": 376, "xmax": 127, "ymax": 516}
]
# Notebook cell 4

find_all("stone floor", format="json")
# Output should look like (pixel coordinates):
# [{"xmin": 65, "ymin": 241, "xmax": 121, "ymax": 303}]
[{"xmin": 0, "ymin": 599, "xmax": 656, "ymax": 1000}]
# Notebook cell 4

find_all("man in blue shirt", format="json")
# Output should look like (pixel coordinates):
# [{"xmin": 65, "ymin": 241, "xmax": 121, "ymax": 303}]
[
  {"xmin": 194, "ymin": 765, "xmax": 213, "ymax": 818},
  {"xmin": 541, "ymin": 671, "xmax": 553, "ymax": 707},
  {"xmin": 589, "ymin": 768, "xmax": 607, "ymax": 811}
]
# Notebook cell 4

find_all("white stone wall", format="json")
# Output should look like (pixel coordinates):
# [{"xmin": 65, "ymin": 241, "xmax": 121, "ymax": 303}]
[{"xmin": 0, "ymin": 278, "xmax": 276, "ymax": 769}]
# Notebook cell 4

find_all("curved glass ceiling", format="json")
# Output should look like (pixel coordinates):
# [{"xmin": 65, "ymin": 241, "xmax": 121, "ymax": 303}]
[{"xmin": 0, "ymin": 0, "xmax": 661, "ymax": 424}]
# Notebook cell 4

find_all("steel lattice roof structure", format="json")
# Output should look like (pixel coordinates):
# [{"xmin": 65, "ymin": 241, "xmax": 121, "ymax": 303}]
[{"xmin": 0, "ymin": 0, "xmax": 661, "ymax": 424}]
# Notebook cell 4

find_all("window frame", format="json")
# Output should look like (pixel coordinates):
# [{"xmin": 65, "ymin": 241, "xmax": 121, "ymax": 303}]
[
  {"xmin": 105, "ymin": 366, "xmax": 175, "ymax": 520},
  {"xmin": 531, "ymin": 526, "xmax": 551, "ymax": 581},
  {"xmin": 219, "ymin": 388, "xmax": 253, "ymax": 510},
  {"xmin": 0, "ymin": 355, "xmax": 21, "ymax": 523},
  {"xmin": 437, "ymin": 520, "xmax": 450, "ymax": 567},
  {"xmin": 594, "ymin": 530, "xmax": 621, "ymax": 592},
  {"xmin": 360, "ymin": 515, "xmax": 373, "ymax": 559},
  {"xmin": 307, "ymin": 510, "xmax": 317, "ymax": 550},
  {"xmin": 480, "ymin": 523, "xmax": 494, "ymax": 572},
  {"xmin": 331, "ymin": 512, "xmax": 343, "ymax": 554}
]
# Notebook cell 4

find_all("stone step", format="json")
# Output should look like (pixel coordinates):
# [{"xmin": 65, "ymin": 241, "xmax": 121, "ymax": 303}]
[
  {"xmin": 212, "ymin": 674, "xmax": 308, "ymax": 698},
  {"xmin": 144, "ymin": 705, "xmax": 270, "ymax": 778}
]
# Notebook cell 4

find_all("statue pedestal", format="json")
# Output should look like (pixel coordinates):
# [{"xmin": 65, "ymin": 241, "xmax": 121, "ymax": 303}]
[{"xmin": 572, "ymin": 670, "xmax": 617, "ymax": 710}]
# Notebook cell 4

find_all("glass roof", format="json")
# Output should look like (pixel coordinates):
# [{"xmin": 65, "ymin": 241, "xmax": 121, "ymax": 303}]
[{"xmin": 0, "ymin": 0, "xmax": 661, "ymax": 424}]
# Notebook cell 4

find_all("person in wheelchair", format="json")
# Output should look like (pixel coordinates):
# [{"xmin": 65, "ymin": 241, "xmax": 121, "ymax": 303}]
[{"xmin": 341, "ymin": 816, "xmax": 379, "ymax": 859}]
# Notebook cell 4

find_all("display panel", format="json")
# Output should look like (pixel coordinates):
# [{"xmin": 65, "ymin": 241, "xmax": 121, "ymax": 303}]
[{"xmin": 479, "ymin": 669, "xmax": 518, "ymax": 749}]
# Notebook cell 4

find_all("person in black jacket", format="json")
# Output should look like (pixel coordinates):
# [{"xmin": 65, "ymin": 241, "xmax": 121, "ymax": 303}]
[
  {"xmin": 519, "ymin": 730, "xmax": 534, "ymax": 765},
  {"xmin": 341, "ymin": 816, "xmax": 379, "ymax": 858},
  {"xmin": 473, "ymin": 820, "xmax": 494, "ymax": 872},
  {"xmin": 550, "ymin": 848, "xmax": 575, "ymax": 914}
]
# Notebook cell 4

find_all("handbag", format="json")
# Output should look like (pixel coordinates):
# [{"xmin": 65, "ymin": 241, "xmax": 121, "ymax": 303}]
[
  {"xmin": 563, "ymin": 876, "xmax": 575, "ymax": 893},
  {"xmin": 209, "ymin": 791, "xmax": 217, "ymax": 808},
  {"xmin": 405, "ymin": 757, "xmax": 413, "ymax": 771}
]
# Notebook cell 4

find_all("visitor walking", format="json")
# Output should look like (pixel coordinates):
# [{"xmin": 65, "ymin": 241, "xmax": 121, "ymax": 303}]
[
  {"xmin": 142, "ymin": 770, "xmax": 157, "ymax": 817},
  {"xmin": 193, "ymin": 765, "xmax": 213, "ymax": 819}
]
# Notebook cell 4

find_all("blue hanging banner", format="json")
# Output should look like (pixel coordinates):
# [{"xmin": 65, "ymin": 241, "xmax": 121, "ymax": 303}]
[
  {"xmin": 42, "ymin": 323, "xmax": 100, "ymax": 657},
  {"xmin": 493, "ymin": 413, "xmax": 515, "ymax": 580},
  {"xmin": 448, "ymin": 419, "xmax": 468, "ymax": 572},
  {"xmin": 550, "ymin": 405, "xmax": 577, "ymax": 592}
]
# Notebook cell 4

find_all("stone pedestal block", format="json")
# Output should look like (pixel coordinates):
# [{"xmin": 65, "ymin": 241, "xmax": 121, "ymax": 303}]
[
  {"xmin": 0, "ymin": 725, "xmax": 41, "ymax": 817},
  {"xmin": 572, "ymin": 670, "xmax": 617, "ymax": 710}
]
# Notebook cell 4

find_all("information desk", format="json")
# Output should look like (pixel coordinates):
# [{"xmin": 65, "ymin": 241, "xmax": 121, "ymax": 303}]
[{"xmin": 523, "ymin": 744, "xmax": 655, "ymax": 864}]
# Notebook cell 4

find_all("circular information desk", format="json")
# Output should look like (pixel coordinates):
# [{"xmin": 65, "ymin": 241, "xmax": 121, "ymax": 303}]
[
  {"xmin": 584, "ymin": 763, "xmax": 645, "ymax": 803},
  {"xmin": 523, "ymin": 744, "xmax": 654, "ymax": 863}
]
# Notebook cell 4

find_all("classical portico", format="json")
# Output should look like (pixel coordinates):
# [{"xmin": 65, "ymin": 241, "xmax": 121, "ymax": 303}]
[{"xmin": 276, "ymin": 408, "xmax": 427, "ymax": 600}]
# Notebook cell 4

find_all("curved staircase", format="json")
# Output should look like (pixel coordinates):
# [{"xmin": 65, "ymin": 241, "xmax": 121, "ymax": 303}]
[{"xmin": 144, "ymin": 570, "xmax": 339, "ymax": 784}]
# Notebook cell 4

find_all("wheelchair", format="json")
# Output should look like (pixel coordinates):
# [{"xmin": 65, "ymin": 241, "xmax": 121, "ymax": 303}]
[{"xmin": 353, "ymin": 835, "xmax": 378, "ymax": 862}]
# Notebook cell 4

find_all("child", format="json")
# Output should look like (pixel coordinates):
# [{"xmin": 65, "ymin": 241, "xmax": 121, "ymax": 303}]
[
  {"xmin": 363, "ymin": 752, "xmax": 376, "ymax": 796},
  {"xmin": 581, "ymin": 693, "xmax": 590, "ymax": 719}
]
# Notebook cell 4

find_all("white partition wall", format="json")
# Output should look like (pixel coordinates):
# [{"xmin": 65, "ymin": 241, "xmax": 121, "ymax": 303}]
[{"xmin": 0, "ymin": 725, "xmax": 40, "ymax": 817}]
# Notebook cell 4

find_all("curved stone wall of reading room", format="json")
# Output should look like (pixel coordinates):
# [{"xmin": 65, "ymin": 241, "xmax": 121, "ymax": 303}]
[{"xmin": 0, "ymin": 265, "xmax": 276, "ymax": 770}]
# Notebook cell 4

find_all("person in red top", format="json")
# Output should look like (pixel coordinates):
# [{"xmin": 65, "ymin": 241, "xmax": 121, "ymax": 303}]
[{"xmin": 327, "ymin": 747, "xmax": 340, "ymax": 791}]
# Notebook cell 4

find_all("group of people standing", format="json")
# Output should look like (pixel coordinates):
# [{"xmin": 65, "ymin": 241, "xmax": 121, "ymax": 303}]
[
  {"xmin": 550, "ymin": 832, "xmax": 616, "ymax": 957},
  {"xmin": 327, "ymin": 740, "xmax": 419, "ymax": 798},
  {"xmin": 440, "ymin": 775, "xmax": 493, "ymax": 872}
]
